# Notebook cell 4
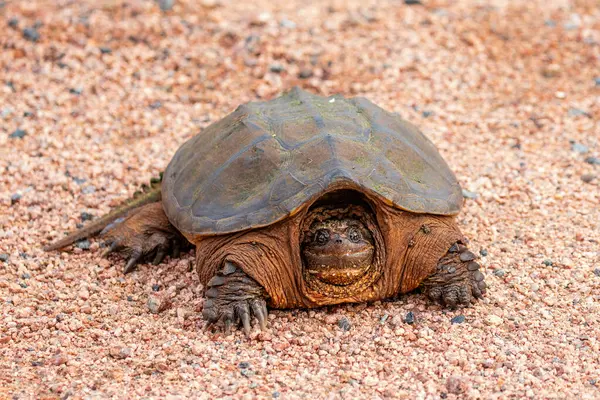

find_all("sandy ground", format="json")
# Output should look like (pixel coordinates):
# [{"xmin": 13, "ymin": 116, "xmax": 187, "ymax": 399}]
[{"xmin": 1, "ymin": 0, "xmax": 599, "ymax": 398}]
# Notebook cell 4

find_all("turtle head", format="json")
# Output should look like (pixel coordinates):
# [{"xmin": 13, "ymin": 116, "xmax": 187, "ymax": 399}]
[{"xmin": 302, "ymin": 218, "xmax": 374, "ymax": 286}]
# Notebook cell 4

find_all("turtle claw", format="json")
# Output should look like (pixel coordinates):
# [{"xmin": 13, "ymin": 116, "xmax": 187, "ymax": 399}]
[
  {"xmin": 123, "ymin": 251, "xmax": 142, "ymax": 274},
  {"xmin": 202, "ymin": 261, "xmax": 268, "ymax": 336},
  {"xmin": 423, "ymin": 242, "xmax": 487, "ymax": 308},
  {"xmin": 98, "ymin": 203, "xmax": 189, "ymax": 274}
]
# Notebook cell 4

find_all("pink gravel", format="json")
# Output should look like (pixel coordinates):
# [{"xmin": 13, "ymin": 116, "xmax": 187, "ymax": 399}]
[{"xmin": 1, "ymin": 0, "xmax": 599, "ymax": 398}]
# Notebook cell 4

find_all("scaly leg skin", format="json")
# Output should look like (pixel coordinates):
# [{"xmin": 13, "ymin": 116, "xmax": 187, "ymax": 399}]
[
  {"xmin": 202, "ymin": 261, "xmax": 269, "ymax": 336},
  {"xmin": 101, "ymin": 202, "xmax": 189, "ymax": 273},
  {"xmin": 422, "ymin": 241, "xmax": 487, "ymax": 308}
]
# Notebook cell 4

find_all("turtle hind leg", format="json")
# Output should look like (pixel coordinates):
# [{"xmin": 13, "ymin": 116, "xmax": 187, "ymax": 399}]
[
  {"xmin": 101, "ymin": 202, "xmax": 189, "ymax": 273},
  {"xmin": 422, "ymin": 242, "xmax": 487, "ymax": 308},
  {"xmin": 202, "ymin": 261, "xmax": 269, "ymax": 336}
]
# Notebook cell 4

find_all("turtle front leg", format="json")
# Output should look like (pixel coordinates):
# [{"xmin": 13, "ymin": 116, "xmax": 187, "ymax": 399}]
[
  {"xmin": 202, "ymin": 261, "xmax": 269, "ymax": 336},
  {"xmin": 101, "ymin": 202, "xmax": 189, "ymax": 273},
  {"xmin": 422, "ymin": 241, "xmax": 487, "ymax": 308}
]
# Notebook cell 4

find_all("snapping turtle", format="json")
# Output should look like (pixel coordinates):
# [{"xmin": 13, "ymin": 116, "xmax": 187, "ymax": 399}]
[{"xmin": 46, "ymin": 88, "xmax": 486, "ymax": 334}]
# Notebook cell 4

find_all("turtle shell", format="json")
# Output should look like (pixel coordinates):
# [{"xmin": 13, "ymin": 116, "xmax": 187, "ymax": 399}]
[{"xmin": 162, "ymin": 87, "xmax": 463, "ymax": 235}]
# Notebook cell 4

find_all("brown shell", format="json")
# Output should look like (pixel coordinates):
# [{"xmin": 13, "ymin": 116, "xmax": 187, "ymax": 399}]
[{"xmin": 162, "ymin": 87, "xmax": 463, "ymax": 235}]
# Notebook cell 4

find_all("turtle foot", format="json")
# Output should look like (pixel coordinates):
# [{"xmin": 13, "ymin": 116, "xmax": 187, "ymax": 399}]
[
  {"xmin": 202, "ymin": 261, "xmax": 269, "ymax": 336},
  {"xmin": 422, "ymin": 242, "xmax": 486, "ymax": 308},
  {"xmin": 100, "ymin": 202, "xmax": 189, "ymax": 273}
]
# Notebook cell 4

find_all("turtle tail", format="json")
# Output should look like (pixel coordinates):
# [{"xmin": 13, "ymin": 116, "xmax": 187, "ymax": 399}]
[{"xmin": 44, "ymin": 175, "xmax": 163, "ymax": 252}]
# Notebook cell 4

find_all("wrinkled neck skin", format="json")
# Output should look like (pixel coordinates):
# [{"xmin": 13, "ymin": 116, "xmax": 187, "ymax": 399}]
[{"xmin": 300, "ymin": 204, "xmax": 384, "ymax": 299}]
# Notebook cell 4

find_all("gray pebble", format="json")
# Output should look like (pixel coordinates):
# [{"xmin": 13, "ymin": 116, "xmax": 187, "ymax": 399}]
[
  {"xmin": 75, "ymin": 239, "xmax": 91, "ymax": 250},
  {"xmin": 594, "ymin": 268, "xmax": 600, "ymax": 277},
  {"xmin": 22, "ymin": 27, "xmax": 40, "ymax": 42},
  {"xmin": 0, "ymin": 254, "xmax": 9, "ymax": 262},
  {"xmin": 298, "ymin": 69, "xmax": 313, "ymax": 79},
  {"xmin": 571, "ymin": 142, "xmax": 589, "ymax": 154},
  {"xmin": 585, "ymin": 156, "xmax": 600, "ymax": 165},
  {"xmin": 404, "ymin": 0, "xmax": 422, "ymax": 4},
  {"xmin": 69, "ymin": 87, "xmax": 83, "ymax": 95},
  {"xmin": 404, "ymin": 311, "xmax": 415, "ymax": 325},
  {"xmin": 80, "ymin": 212, "xmax": 94, "ymax": 221},
  {"xmin": 595, "ymin": 77, "xmax": 600, "ymax": 86},
  {"xmin": 269, "ymin": 63, "xmax": 285, "ymax": 73},
  {"xmin": 462, "ymin": 189, "xmax": 478, "ymax": 199},
  {"xmin": 82, "ymin": 185, "xmax": 96, "ymax": 194},
  {"xmin": 581, "ymin": 173, "xmax": 596, "ymax": 183},
  {"xmin": 99, "ymin": 47, "xmax": 112, "ymax": 54},
  {"xmin": 479, "ymin": 249, "xmax": 488, "ymax": 257},
  {"xmin": 21, "ymin": 273, "xmax": 31, "ymax": 279},
  {"xmin": 238, "ymin": 361, "xmax": 250, "ymax": 369},
  {"xmin": 280, "ymin": 19, "xmax": 297, "ymax": 29},
  {"xmin": 8, "ymin": 18, "xmax": 19, "ymax": 28},
  {"xmin": 9, "ymin": 129, "xmax": 27, "ymax": 139},
  {"xmin": 56, "ymin": 313, "xmax": 66, "ymax": 322},
  {"xmin": 337, "ymin": 316, "xmax": 351, "ymax": 331},
  {"xmin": 493, "ymin": 269, "xmax": 505, "ymax": 277},
  {"xmin": 451, "ymin": 315, "xmax": 465, "ymax": 324},
  {"xmin": 156, "ymin": 0, "xmax": 174, "ymax": 11},
  {"xmin": 543, "ymin": 259, "xmax": 553, "ymax": 266},
  {"xmin": 11, "ymin": 193, "xmax": 22, "ymax": 205},
  {"xmin": 568, "ymin": 108, "xmax": 590, "ymax": 118}
]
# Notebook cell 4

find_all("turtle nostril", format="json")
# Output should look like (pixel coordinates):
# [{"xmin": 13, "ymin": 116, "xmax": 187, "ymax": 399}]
[{"xmin": 334, "ymin": 234, "xmax": 343, "ymax": 244}]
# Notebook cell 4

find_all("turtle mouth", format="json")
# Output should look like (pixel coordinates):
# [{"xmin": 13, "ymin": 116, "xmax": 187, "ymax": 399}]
[{"xmin": 303, "ymin": 248, "xmax": 373, "ymax": 286}]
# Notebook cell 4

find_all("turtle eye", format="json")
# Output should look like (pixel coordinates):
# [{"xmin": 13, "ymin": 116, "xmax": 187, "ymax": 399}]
[
  {"xmin": 315, "ymin": 229, "xmax": 330, "ymax": 245},
  {"xmin": 348, "ymin": 227, "xmax": 362, "ymax": 243}
]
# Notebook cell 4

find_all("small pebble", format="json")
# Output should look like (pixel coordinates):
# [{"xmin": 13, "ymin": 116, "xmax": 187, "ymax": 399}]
[
  {"xmin": 451, "ymin": 315, "xmax": 465, "ymax": 324},
  {"xmin": 568, "ymin": 108, "xmax": 590, "ymax": 118},
  {"xmin": 152, "ymin": 284, "xmax": 161, "ymax": 292},
  {"xmin": 69, "ymin": 87, "xmax": 83, "ymax": 95},
  {"xmin": 51, "ymin": 354, "xmax": 68, "ymax": 366},
  {"xmin": 543, "ymin": 259, "xmax": 553, "ymax": 266},
  {"xmin": 272, "ymin": 391, "xmax": 280, "ymax": 398},
  {"xmin": 269, "ymin": 63, "xmax": 285, "ymax": 73},
  {"xmin": 21, "ymin": 273, "xmax": 31, "ymax": 279},
  {"xmin": 9, "ymin": 129, "xmax": 27, "ymax": 139},
  {"xmin": 8, "ymin": 18, "xmax": 19, "ymax": 28},
  {"xmin": 75, "ymin": 239, "xmax": 91, "ymax": 250},
  {"xmin": 404, "ymin": 311, "xmax": 415, "ymax": 325},
  {"xmin": 156, "ymin": 0, "xmax": 174, "ymax": 11},
  {"xmin": 493, "ymin": 269, "xmax": 505, "ymax": 277},
  {"xmin": 109, "ymin": 346, "xmax": 132, "ymax": 359},
  {"xmin": 422, "ymin": 110, "xmax": 433, "ymax": 118},
  {"xmin": 446, "ymin": 376, "xmax": 467, "ymax": 394},
  {"xmin": 571, "ymin": 142, "xmax": 589, "ymax": 154},
  {"xmin": 11, "ymin": 193, "xmax": 22, "ymax": 205},
  {"xmin": 486, "ymin": 315, "xmax": 503, "ymax": 326},
  {"xmin": 584, "ymin": 156, "xmax": 600, "ymax": 165},
  {"xmin": 461, "ymin": 189, "xmax": 478, "ymax": 199},
  {"xmin": 404, "ymin": 0, "xmax": 422, "ymax": 4},
  {"xmin": 56, "ymin": 313, "xmax": 66, "ymax": 322},
  {"xmin": 82, "ymin": 185, "xmax": 96, "ymax": 194},
  {"xmin": 238, "ymin": 361, "xmax": 250, "ymax": 369},
  {"xmin": 22, "ymin": 27, "xmax": 40, "ymax": 42},
  {"xmin": 581, "ymin": 174, "xmax": 596, "ymax": 183},
  {"xmin": 99, "ymin": 47, "xmax": 112, "ymax": 54},
  {"xmin": 80, "ymin": 212, "xmax": 94, "ymax": 221},
  {"xmin": 593, "ymin": 268, "xmax": 600, "ymax": 277},
  {"xmin": 479, "ymin": 249, "xmax": 488, "ymax": 257},
  {"xmin": 149, "ymin": 101, "xmax": 162, "ymax": 110},
  {"xmin": 0, "ymin": 254, "xmax": 8, "ymax": 262},
  {"xmin": 595, "ymin": 77, "xmax": 600, "ymax": 86},
  {"xmin": 337, "ymin": 316, "xmax": 351, "ymax": 331},
  {"xmin": 147, "ymin": 294, "xmax": 170, "ymax": 314},
  {"xmin": 298, "ymin": 69, "xmax": 313, "ymax": 79}
]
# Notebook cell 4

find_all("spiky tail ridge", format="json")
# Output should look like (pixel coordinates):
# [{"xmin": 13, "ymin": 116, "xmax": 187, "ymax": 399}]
[{"xmin": 44, "ymin": 175, "xmax": 163, "ymax": 251}]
